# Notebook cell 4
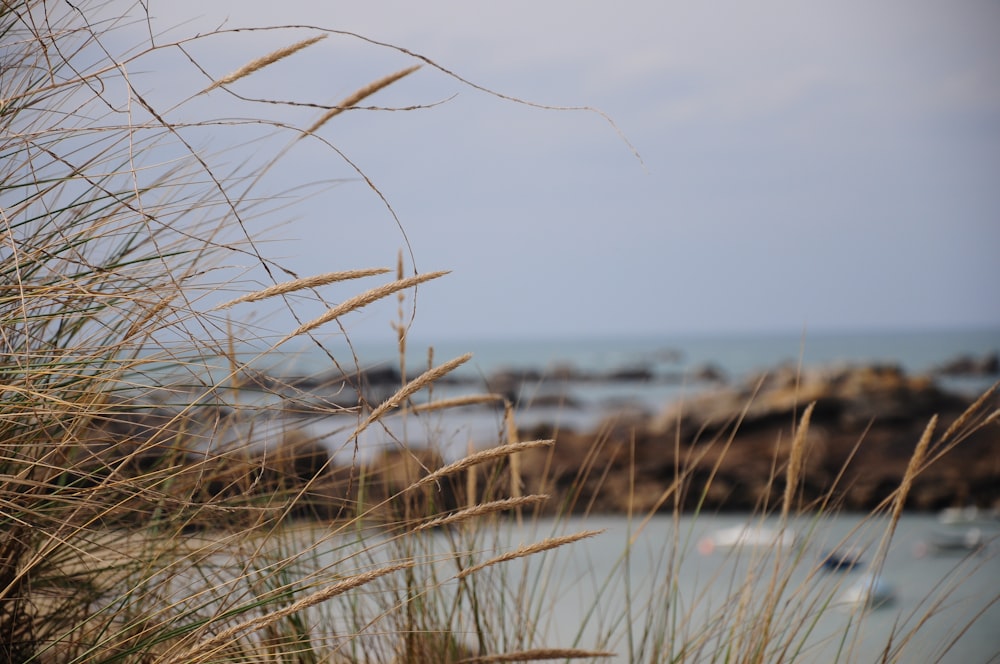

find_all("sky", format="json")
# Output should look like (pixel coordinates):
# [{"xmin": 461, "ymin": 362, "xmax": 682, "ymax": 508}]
[{"xmin": 107, "ymin": 1, "xmax": 1000, "ymax": 344}]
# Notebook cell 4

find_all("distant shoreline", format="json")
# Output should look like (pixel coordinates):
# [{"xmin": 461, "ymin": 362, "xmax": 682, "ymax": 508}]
[{"xmin": 94, "ymin": 351, "xmax": 1000, "ymax": 527}]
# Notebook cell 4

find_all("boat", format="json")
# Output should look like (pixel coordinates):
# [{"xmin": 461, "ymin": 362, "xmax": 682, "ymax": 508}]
[
  {"xmin": 697, "ymin": 525, "xmax": 796, "ymax": 555},
  {"xmin": 937, "ymin": 506, "xmax": 1000, "ymax": 526},
  {"xmin": 818, "ymin": 547, "xmax": 865, "ymax": 572},
  {"xmin": 913, "ymin": 527, "xmax": 993, "ymax": 557},
  {"xmin": 834, "ymin": 573, "xmax": 895, "ymax": 610}
]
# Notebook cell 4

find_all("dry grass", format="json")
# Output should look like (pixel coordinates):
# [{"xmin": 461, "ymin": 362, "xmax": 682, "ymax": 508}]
[
  {"xmin": 412, "ymin": 495, "xmax": 550, "ymax": 533},
  {"xmin": 457, "ymin": 649, "xmax": 616, "ymax": 662},
  {"xmin": 781, "ymin": 401, "xmax": 814, "ymax": 522},
  {"xmin": 455, "ymin": 529, "xmax": 605, "ymax": 581},
  {"xmin": 413, "ymin": 439, "xmax": 554, "ymax": 491},
  {"xmin": 2, "ymin": 2, "xmax": 997, "ymax": 663},
  {"xmin": 277, "ymin": 271, "xmax": 451, "ymax": 347},
  {"xmin": 202, "ymin": 34, "xmax": 329, "ymax": 93},
  {"xmin": 303, "ymin": 64, "xmax": 423, "ymax": 136},
  {"xmin": 170, "ymin": 561, "xmax": 416, "ymax": 664},
  {"xmin": 214, "ymin": 268, "xmax": 392, "ymax": 310}
]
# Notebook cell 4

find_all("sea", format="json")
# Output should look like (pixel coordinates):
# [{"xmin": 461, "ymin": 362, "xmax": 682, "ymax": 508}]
[
  {"xmin": 247, "ymin": 512, "xmax": 1000, "ymax": 663},
  {"xmin": 295, "ymin": 327, "xmax": 999, "ymax": 662},
  {"xmin": 260, "ymin": 326, "xmax": 1000, "ymax": 462},
  {"xmin": 415, "ymin": 512, "xmax": 1000, "ymax": 663},
  {"xmin": 189, "ymin": 327, "xmax": 1000, "ymax": 661}
]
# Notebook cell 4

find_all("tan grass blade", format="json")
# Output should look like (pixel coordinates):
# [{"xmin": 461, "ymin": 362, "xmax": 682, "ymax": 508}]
[
  {"xmin": 394, "ymin": 249, "xmax": 407, "ymax": 389},
  {"xmin": 407, "ymin": 393, "xmax": 506, "ymax": 414},
  {"xmin": 781, "ymin": 401, "xmax": 814, "ymax": 521},
  {"xmin": 456, "ymin": 529, "xmax": 604, "ymax": 580},
  {"xmin": 505, "ymin": 402, "xmax": 523, "ymax": 501},
  {"xmin": 276, "ymin": 271, "xmax": 448, "ymax": 346},
  {"xmin": 201, "ymin": 34, "xmax": 327, "ymax": 93},
  {"xmin": 467, "ymin": 440, "xmax": 478, "ymax": 510},
  {"xmin": 174, "ymin": 561, "xmax": 414, "ymax": 663},
  {"xmin": 351, "ymin": 353, "xmax": 472, "ymax": 440},
  {"xmin": 304, "ymin": 64, "xmax": 422, "ymax": 136},
  {"xmin": 458, "ymin": 648, "xmax": 616, "ymax": 662},
  {"xmin": 892, "ymin": 415, "xmax": 936, "ymax": 525},
  {"xmin": 938, "ymin": 380, "xmax": 998, "ymax": 443},
  {"xmin": 414, "ymin": 439, "xmax": 554, "ymax": 491},
  {"xmin": 413, "ymin": 495, "xmax": 549, "ymax": 532},
  {"xmin": 870, "ymin": 414, "xmax": 938, "ymax": 579},
  {"xmin": 213, "ymin": 267, "xmax": 390, "ymax": 310}
]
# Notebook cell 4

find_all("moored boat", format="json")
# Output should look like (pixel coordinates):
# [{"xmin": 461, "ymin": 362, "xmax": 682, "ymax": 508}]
[
  {"xmin": 819, "ymin": 547, "xmax": 865, "ymax": 572},
  {"xmin": 938, "ymin": 505, "xmax": 1000, "ymax": 526},
  {"xmin": 697, "ymin": 524, "xmax": 796, "ymax": 555},
  {"xmin": 914, "ymin": 527, "xmax": 994, "ymax": 557},
  {"xmin": 834, "ymin": 573, "xmax": 895, "ymax": 610}
]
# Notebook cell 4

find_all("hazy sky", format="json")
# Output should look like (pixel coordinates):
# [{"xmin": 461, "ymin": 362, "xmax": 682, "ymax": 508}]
[{"xmin": 121, "ymin": 1, "xmax": 1000, "ymax": 344}]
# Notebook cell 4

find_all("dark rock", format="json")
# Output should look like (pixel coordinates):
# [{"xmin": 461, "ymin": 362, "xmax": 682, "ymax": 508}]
[
  {"xmin": 935, "ymin": 352, "xmax": 999, "ymax": 376},
  {"xmin": 505, "ymin": 363, "xmax": 1000, "ymax": 515},
  {"xmin": 522, "ymin": 392, "xmax": 582, "ymax": 409},
  {"xmin": 548, "ymin": 363, "xmax": 584, "ymax": 381},
  {"xmin": 77, "ymin": 359, "xmax": 999, "ymax": 526},
  {"xmin": 690, "ymin": 362, "xmax": 727, "ymax": 383},
  {"xmin": 603, "ymin": 365, "xmax": 655, "ymax": 382}
]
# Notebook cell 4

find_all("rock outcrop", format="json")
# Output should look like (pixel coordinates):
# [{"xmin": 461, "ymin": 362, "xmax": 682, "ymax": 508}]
[
  {"xmin": 69, "ymin": 361, "xmax": 999, "ymax": 528},
  {"xmin": 514, "ymin": 364, "xmax": 998, "ymax": 515}
]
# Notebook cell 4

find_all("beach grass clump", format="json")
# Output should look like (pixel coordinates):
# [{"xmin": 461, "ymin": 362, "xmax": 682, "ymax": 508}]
[
  {"xmin": 0, "ymin": 2, "xmax": 608, "ymax": 661},
  {"xmin": 2, "ymin": 1, "xmax": 998, "ymax": 662}
]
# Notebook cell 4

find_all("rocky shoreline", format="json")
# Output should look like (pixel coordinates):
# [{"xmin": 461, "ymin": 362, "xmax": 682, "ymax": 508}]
[
  {"xmin": 522, "ymin": 361, "xmax": 998, "ymax": 515},
  {"xmin": 76, "ymin": 352, "xmax": 999, "ymax": 527}
]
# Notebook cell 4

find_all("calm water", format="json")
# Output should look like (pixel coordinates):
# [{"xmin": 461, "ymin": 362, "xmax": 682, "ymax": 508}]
[
  {"xmin": 273, "ymin": 512, "xmax": 999, "ymax": 663},
  {"xmin": 265, "ymin": 327, "xmax": 1000, "ymax": 461},
  {"xmin": 289, "ymin": 329, "xmax": 1000, "ymax": 660},
  {"xmin": 287, "ymin": 326, "xmax": 1000, "ymax": 381},
  {"xmin": 492, "ymin": 513, "xmax": 1000, "ymax": 663},
  {"xmin": 175, "ymin": 329, "xmax": 1000, "ymax": 660}
]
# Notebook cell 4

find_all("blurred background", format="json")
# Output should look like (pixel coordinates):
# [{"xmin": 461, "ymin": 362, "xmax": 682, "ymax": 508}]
[{"xmin": 106, "ymin": 0, "xmax": 999, "ymax": 347}]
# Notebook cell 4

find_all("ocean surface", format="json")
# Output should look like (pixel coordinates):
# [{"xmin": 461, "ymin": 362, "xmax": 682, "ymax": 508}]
[
  {"xmin": 182, "ymin": 329, "xmax": 1000, "ymax": 661},
  {"xmin": 377, "ymin": 326, "xmax": 1000, "ymax": 381},
  {"xmin": 282, "ymin": 326, "xmax": 1000, "ymax": 380},
  {"xmin": 262, "ymin": 326, "xmax": 1000, "ymax": 461},
  {"xmin": 267, "ymin": 512, "xmax": 1000, "ymax": 663},
  {"xmin": 508, "ymin": 512, "xmax": 1000, "ymax": 663}
]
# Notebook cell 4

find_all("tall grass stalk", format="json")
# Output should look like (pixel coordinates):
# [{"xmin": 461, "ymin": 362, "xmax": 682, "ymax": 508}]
[{"xmin": 2, "ymin": 2, "xmax": 997, "ymax": 663}]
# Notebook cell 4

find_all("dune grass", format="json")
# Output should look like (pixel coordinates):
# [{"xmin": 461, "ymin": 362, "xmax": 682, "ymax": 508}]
[{"xmin": 2, "ymin": 2, "xmax": 998, "ymax": 662}]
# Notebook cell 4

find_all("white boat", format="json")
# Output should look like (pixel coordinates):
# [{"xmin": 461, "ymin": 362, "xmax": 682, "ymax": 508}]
[
  {"xmin": 937, "ymin": 506, "xmax": 1000, "ymax": 526},
  {"xmin": 697, "ymin": 524, "xmax": 796, "ymax": 554},
  {"xmin": 834, "ymin": 573, "xmax": 895, "ymax": 610},
  {"xmin": 913, "ymin": 527, "xmax": 993, "ymax": 557}
]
